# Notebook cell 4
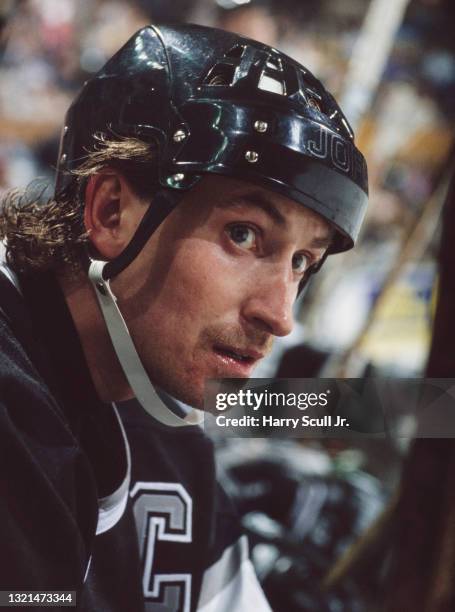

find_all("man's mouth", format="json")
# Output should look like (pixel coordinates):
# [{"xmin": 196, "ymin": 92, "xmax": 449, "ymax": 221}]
[
  {"xmin": 215, "ymin": 347, "xmax": 252, "ymax": 363},
  {"xmin": 213, "ymin": 344, "xmax": 264, "ymax": 366}
]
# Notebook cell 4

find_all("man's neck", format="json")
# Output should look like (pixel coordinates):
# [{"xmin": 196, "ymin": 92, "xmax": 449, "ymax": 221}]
[{"xmin": 57, "ymin": 268, "xmax": 134, "ymax": 403}]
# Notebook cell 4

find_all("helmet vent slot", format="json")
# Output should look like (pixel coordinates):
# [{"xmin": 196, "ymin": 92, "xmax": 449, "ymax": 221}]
[
  {"xmin": 204, "ymin": 63, "xmax": 237, "ymax": 86},
  {"xmin": 266, "ymin": 57, "xmax": 283, "ymax": 72},
  {"xmin": 225, "ymin": 44, "xmax": 245, "ymax": 59},
  {"xmin": 258, "ymin": 72, "xmax": 285, "ymax": 95},
  {"xmin": 307, "ymin": 97, "xmax": 321, "ymax": 111},
  {"xmin": 305, "ymin": 88, "xmax": 324, "ymax": 113}
]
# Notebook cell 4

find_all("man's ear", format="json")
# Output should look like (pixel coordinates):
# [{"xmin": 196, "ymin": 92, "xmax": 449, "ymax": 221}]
[{"xmin": 84, "ymin": 171, "xmax": 145, "ymax": 260}]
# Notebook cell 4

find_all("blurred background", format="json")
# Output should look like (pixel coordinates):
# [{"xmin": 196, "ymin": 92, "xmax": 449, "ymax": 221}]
[{"xmin": 1, "ymin": 0, "xmax": 454, "ymax": 610}]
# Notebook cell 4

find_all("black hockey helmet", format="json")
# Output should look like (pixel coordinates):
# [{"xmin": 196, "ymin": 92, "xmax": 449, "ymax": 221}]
[{"xmin": 56, "ymin": 24, "xmax": 368, "ymax": 280}]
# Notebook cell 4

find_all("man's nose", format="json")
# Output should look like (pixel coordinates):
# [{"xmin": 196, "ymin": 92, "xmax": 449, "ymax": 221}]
[{"xmin": 241, "ymin": 267, "xmax": 296, "ymax": 337}]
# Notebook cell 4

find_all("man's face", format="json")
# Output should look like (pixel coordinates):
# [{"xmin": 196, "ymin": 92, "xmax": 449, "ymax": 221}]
[{"xmin": 112, "ymin": 175, "xmax": 332, "ymax": 409}]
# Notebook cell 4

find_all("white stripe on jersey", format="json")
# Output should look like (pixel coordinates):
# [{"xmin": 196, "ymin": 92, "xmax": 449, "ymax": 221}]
[
  {"xmin": 96, "ymin": 404, "xmax": 131, "ymax": 535},
  {"xmin": 197, "ymin": 536, "xmax": 272, "ymax": 612}
]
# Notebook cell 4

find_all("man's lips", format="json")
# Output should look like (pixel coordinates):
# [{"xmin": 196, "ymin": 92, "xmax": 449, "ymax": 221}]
[
  {"xmin": 213, "ymin": 343, "xmax": 265, "ymax": 363},
  {"xmin": 211, "ymin": 343, "xmax": 265, "ymax": 376}
]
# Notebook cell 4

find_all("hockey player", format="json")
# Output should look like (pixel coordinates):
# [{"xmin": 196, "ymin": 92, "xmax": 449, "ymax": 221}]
[{"xmin": 0, "ymin": 24, "xmax": 368, "ymax": 611}]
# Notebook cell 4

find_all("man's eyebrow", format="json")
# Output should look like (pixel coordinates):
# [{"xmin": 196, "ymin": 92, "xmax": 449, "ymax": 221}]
[
  {"xmin": 224, "ymin": 190, "xmax": 287, "ymax": 225},
  {"xmin": 310, "ymin": 231, "xmax": 334, "ymax": 250}
]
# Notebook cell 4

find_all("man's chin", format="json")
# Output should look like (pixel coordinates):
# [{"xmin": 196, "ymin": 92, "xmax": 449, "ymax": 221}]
[
  {"xmin": 149, "ymin": 366, "xmax": 255, "ymax": 413},
  {"xmin": 155, "ymin": 379, "xmax": 206, "ymax": 412}
]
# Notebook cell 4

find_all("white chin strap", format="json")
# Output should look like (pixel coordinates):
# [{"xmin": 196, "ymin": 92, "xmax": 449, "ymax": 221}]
[{"xmin": 89, "ymin": 259, "xmax": 203, "ymax": 428}]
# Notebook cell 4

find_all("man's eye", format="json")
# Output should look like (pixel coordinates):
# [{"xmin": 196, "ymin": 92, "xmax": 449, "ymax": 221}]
[
  {"xmin": 227, "ymin": 224, "xmax": 257, "ymax": 250},
  {"xmin": 292, "ymin": 252, "xmax": 309, "ymax": 274}
]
